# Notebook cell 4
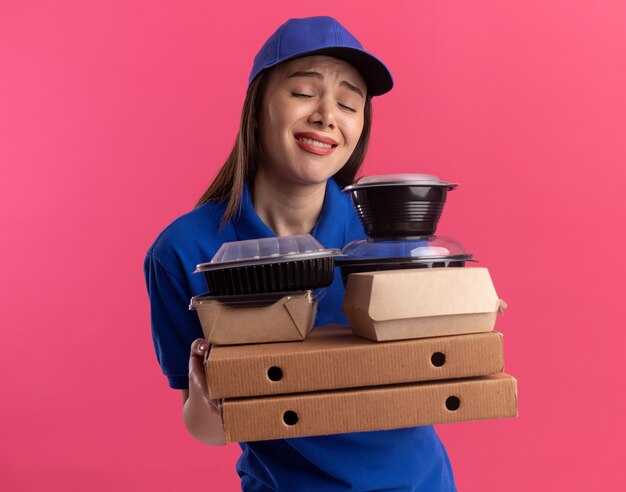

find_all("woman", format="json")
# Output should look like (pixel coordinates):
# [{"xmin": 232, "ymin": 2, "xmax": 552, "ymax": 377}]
[{"xmin": 145, "ymin": 16, "xmax": 456, "ymax": 491}]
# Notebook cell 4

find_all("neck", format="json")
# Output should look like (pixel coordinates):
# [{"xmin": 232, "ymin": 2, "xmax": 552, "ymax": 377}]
[{"xmin": 252, "ymin": 171, "xmax": 327, "ymax": 237}]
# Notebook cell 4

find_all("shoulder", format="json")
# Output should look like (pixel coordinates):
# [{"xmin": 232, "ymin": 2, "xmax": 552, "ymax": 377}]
[
  {"xmin": 151, "ymin": 201, "xmax": 224, "ymax": 249},
  {"xmin": 330, "ymin": 179, "xmax": 366, "ymax": 243},
  {"xmin": 315, "ymin": 179, "xmax": 366, "ymax": 249},
  {"xmin": 146, "ymin": 200, "xmax": 234, "ymax": 279}
]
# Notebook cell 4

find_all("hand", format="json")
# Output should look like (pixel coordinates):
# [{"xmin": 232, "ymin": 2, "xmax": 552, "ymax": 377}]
[{"xmin": 183, "ymin": 338, "xmax": 226, "ymax": 445}]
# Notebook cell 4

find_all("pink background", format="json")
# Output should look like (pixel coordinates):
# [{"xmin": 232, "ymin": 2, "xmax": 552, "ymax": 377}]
[{"xmin": 2, "ymin": 1, "xmax": 625, "ymax": 490}]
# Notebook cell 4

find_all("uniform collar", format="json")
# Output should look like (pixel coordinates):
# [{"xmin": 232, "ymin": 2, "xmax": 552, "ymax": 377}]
[{"xmin": 232, "ymin": 178, "xmax": 351, "ymax": 247}]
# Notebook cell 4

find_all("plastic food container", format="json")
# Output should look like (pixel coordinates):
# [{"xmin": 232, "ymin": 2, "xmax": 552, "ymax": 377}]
[
  {"xmin": 343, "ymin": 174, "xmax": 457, "ymax": 238},
  {"xmin": 195, "ymin": 234, "xmax": 342, "ymax": 296},
  {"xmin": 336, "ymin": 236, "xmax": 474, "ymax": 285}
]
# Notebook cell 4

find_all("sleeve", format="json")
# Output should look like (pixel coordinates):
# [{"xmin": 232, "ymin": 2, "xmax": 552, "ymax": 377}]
[{"xmin": 144, "ymin": 250, "xmax": 204, "ymax": 389}]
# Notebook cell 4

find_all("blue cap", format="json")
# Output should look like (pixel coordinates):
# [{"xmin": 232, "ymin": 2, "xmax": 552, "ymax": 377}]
[{"xmin": 249, "ymin": 16, "xmax": 393, "ymax": 96}]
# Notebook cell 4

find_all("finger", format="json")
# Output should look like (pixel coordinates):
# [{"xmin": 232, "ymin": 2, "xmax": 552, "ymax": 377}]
[
  {"xmin": 190, "ymin": 338, "xmax": 209, "ymax": 357},
  {"xmin": 189, "ymin": 338, "xmax": 209, "ymax": 397},
  {"xmin": 189, "ymin": 338, "xmax": 209, "ymax": 369}
]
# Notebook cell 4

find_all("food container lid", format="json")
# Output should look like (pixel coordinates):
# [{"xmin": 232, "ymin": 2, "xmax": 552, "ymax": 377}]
[
  {"xmin": 339, "ymin": 236, "xmax": 469, "ymax": 260},
  {"xmin": 343, "ymin": 173, "xmax": 457, "ymax": 191},
  {"xmin": 195, "ymin": 234, "xmax": 342, "ymax": 273}
]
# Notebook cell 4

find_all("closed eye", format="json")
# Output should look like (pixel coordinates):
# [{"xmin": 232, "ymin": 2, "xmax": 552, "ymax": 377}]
[
  {"xmin": 339, "ymin": 103, "xmax": 357, "ymax": 112},
  {"xmin": 291, "ymin": 92, "xmax": 313, "ymax": 98}
]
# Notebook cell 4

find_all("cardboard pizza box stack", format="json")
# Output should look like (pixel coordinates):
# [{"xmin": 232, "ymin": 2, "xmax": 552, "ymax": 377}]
[{"xmin": 200, "ymin": 265, "xmax": 517, "ymax": 443}]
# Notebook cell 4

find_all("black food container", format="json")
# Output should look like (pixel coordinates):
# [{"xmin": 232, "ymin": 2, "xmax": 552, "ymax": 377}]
[
  {"xmin": 195, "ymin": 235, "xmax": 342, "ymax": 296},
  {"xmin": 336, "ymin": 236, "xmax": 475, "ymax": 286},
  {"xmin": 344, "ymin": 174, "xmax": 457, "ymax": 238}
]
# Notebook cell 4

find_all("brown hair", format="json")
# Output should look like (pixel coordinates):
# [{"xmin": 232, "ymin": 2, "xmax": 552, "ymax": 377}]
[{"xmin": 196, "ymin": 69, "xmax": 373, "ymax": 225}]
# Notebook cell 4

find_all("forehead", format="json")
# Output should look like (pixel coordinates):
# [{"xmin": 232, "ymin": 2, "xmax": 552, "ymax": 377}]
[{"xmin": 270, "ymin": 55, "xmax": 366, "ymax": 91}]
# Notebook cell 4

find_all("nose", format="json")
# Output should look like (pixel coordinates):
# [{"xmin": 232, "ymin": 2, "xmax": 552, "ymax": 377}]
[{"xmin": 307, "ymin": 97, "xmax": 336, "ymax": 129}]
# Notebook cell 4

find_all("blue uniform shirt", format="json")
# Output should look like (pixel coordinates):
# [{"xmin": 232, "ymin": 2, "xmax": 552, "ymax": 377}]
[{"xmin": 144, "ymin": 179, "xmax": 456, "ymax": 491}]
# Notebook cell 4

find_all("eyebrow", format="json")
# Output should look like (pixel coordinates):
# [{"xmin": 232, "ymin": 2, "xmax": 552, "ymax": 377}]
[{"xmin": 287, "ymin": 71, "xmax": 365, "ymax": 99}]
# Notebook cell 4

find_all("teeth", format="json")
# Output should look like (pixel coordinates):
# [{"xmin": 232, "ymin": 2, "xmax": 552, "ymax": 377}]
[{"xmin": 298, "ymin": 137, "xmax": 334, "ymax": 149}]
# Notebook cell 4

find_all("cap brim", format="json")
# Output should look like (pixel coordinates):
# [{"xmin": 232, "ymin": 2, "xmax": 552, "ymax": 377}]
[
  {"xmin": 264, "ymin": 46, "xmax": 393, "ymax": 97},
  {"xmin": 308, "ymin": 47, "xmax": 393, "ymax": 96}
]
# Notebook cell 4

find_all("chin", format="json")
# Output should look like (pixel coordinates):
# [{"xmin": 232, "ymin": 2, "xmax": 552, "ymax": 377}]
[
  {"xmin": 291, "ymin": 175, "xmax": 334, "ymax": 188},
  {"xmin": 294, "ymin": 164, "xmax": 346, "ymax": 187},
  {"xmin": 300, "ymin": 166, "xmax": 345, "ymax": 185},
  {"xmin": 265, "ymin": 155, "xmax": 347, "ymax": 188}
]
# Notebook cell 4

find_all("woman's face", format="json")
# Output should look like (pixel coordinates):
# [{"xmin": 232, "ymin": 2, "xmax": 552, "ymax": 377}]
[{"xmin": 258, "ymin": 55, "xmax": 367, "ymax": 188}]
